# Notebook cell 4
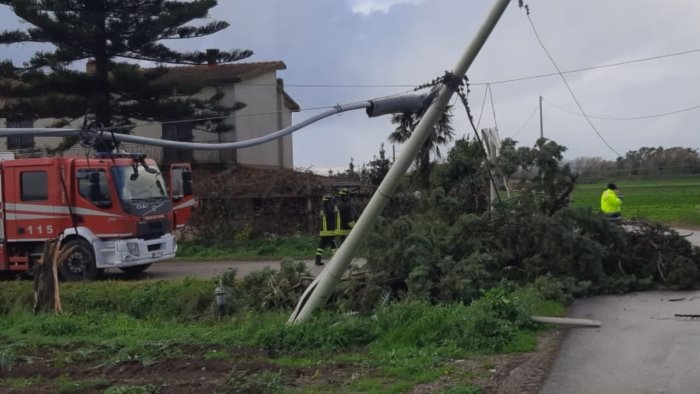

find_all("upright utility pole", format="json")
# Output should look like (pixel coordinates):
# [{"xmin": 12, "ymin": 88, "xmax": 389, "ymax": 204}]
[
  {"xmin": 288, "ymin": 0, "xmax": 514, "ymax": 324},
  {"xmin": 539, "ymin": 95, "xmax": 543, "ymax": 139}
]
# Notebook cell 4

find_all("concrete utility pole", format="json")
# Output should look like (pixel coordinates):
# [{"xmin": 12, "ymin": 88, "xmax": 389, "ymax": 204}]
[
  {"xmin": 539, "ymin": 95, "xmax": 544, "ymax": 139},
  {"xmin": 288, "ymin": 0, "xmax": 514, "ymax": 324}
]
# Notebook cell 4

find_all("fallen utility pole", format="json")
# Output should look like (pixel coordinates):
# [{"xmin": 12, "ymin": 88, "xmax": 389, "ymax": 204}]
[{"xmin": 288, "ymin": 0, "xmax": 514, "ymax": 324}]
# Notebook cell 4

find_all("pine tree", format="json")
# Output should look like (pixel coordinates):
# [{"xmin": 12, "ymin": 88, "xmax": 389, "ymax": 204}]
[
  {"xmin": 0, "ymin": 0, "xmax": 251, "ymax": 150},
  {"xmin": 388, "ymin": 105, "xmax": 454, "ymax": 189},
  {"xmin": 365, "ymin": 143, "xmax": 391, "ymax": 187}
]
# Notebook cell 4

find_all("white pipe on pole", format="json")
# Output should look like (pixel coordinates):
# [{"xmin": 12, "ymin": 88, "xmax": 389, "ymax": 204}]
[
  {"xmin": 288, "ymin": 0, "xmax": 514, "ymax": 324},
  {"xmin": 0, "ymin": 93, "xmax": 433, "ymax": 150},
  {"xmin": 531, "ymin": 316, "xmax": 602, "ymax": 328},
  {"xmin": 0, "ymin": 102, "xmax": 372, "ymax": 150}
]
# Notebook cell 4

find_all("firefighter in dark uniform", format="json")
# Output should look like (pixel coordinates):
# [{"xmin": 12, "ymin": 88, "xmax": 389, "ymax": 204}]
[
  {"xmin": 335, "ymin": 188, "xmax": 357, "ymax": 245},
  {"xmin": 315, "ymin": 194, "xmax": 337, "ymax": 266}
]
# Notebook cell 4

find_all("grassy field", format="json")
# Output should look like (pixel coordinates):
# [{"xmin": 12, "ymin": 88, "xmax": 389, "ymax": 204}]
[
  {"xmin": 571, "ymin": 177, "xmax": 700, "ymax": 227},
  {"xmin": 177, "ymin": 233, "xmax": 317, "ymax": 260},
  {"xmin": 0, "ymin": 280, "xmax": 564, "ymax": 393}
]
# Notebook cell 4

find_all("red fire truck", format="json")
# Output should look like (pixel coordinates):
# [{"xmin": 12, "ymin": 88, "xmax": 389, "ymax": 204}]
[{"xmin": 0, "ymin": 152, "xmax": 194, "ymax": 280}]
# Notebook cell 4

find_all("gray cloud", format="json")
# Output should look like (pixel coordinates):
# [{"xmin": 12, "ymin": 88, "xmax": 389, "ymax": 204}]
[
  {"xmin": 2, "ymin": 1, "xmax": 699, "ymax": 168},
  {"xmin": 348, "ymin": 0, "xmax": 433, "ymax": 15}
]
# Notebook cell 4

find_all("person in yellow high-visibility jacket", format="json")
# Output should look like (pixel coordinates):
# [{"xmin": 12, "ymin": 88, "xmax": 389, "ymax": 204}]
[
  {"xmin": 315, "ymin": 194, "xmax": 337, "ymax": 266},
  {"xmin": 600, "ymin": 183, "xmax": 623, "ymax": 221},
  {"xmin": 335, "ymin": 188, "xmax": 358, "ymax": 245}
]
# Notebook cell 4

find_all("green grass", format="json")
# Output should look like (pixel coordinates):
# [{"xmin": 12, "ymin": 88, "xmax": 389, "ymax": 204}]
[
  {"xmin": 571, "ymin": 177, "xmax": 700, "ymax": 227},
  {"xmin": 177, "ymin": 233, "xmax": 317, "ymax": 260},
  {"xmin": 0, "ymin": 280, "xmax": 559, "ymax": 392},
  {"xmin": 0, "ymin": 377, "xmax": 42, "ymax": 388}
]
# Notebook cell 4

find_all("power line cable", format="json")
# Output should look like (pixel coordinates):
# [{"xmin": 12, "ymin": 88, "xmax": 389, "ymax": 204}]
[
  {"xmin": 475, "ymin": 83, "xmax": 490, "ymax": 130},
  {"xmin": 238, "ymin": 48, "xmax": 700, "ymax": 89},
  {"xmin": 525, "ymin": 13, "xmax": 623, "ymax": 157},
  {"xmin": 477, "ymin": 48, "xmax": 700, "ymax": 86},
  {"xmin": 511, "ymin": 104, "xmax": 539, "ymax": 138},
  {"xmin": 543, "ymin": 98, "xmax": 700, "ymax": 121},
  {"xmin": 456, "ymin": 81, "xmax": 503, "ymax": 205},
  {"xmin": 488, "ymin": 84, "xmax": 499, "ymax": 131}
]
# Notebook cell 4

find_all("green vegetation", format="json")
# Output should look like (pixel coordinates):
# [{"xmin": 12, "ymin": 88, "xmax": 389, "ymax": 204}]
[
  {"xmin": 0, "ymin": 279, "xmax": 557, "ymax": 393},
  {"xmin": 0, "ymin": 0, "xmax": 250, "ymax": 151},
  {"xmin": 177, "ymin": 233, "xmax": 317, "ymax": 260},
  {"xmin": 572, "ymin": 178, "xmax": 700, "ymax": 227},
  {"xmin": 4, "ymin": 136, "xmax": 698, "ymax": 392}
]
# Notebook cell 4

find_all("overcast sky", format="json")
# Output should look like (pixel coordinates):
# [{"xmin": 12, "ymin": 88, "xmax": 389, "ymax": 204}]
[{"xmin": 1, "ymin": 0, "xmax": 699, "ymax": 171}]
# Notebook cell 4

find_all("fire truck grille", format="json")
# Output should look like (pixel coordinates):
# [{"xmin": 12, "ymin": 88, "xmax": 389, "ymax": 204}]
[{"xmin": 137, "ymin": 220, "xmax": 171, "ymax": 240}]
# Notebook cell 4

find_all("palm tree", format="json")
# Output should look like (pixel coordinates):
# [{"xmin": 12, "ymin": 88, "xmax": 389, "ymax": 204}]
[{"xmin": 388, "ymin": 105, "xmax": 455, "ymax": 188}]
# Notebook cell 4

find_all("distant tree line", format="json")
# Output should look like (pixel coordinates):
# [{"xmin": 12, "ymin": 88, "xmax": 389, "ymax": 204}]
[{"xmin": 570, "ymin": 146, "xmax": 700, "ymax": 181}]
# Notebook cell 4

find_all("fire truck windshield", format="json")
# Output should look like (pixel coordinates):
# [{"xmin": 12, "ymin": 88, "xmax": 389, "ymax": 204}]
[{"xmin": 112, "ymin": 164, "xmax": 168, "ymax": 201}]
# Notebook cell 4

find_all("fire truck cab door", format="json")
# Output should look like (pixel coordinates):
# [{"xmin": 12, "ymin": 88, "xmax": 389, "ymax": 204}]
[
  {"xmin": 169, "ymin": 163, "xmax": 194, "ymax": 229},
  {"xmin": 5, "ymin": 163, "xmax": 62, "ymax": 241}
]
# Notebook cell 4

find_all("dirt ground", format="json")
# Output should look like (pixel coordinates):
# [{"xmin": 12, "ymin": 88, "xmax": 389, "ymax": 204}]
[{"xmin": 0, "ymin": 330, "xmax": 564, "ymax": 393}]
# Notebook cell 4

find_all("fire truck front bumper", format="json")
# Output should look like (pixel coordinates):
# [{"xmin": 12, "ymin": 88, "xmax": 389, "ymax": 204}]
[{"xmin": 95, "ymin": 234, "xmax": 177, "ymax": 268}]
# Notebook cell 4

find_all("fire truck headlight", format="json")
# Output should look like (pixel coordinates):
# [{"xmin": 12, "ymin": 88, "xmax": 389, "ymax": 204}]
[{"xmin": 127, "ymin": 243, "xmax": 140, "ymax": 256}]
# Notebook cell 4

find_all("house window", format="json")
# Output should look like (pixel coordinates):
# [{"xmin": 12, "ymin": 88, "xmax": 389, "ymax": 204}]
[
  {"xmin": 6, "ymin": 119, "xmax": 35, "ymax": 150},
  {"xmin": 21, "ymin": 171, "xmax": 48, "ymax": 201},
  {"xmin": 162, "ymin": 122, "xmax": 193, "ymax": 163}
]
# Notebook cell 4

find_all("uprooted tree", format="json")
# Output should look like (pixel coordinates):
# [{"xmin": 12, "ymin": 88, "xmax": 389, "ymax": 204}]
[{"xmin": 331, "ymin": 137, "xmax": 700, "ymax": 312}]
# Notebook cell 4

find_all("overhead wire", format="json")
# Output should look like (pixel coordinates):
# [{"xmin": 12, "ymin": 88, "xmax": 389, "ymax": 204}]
[
  {"xmin": 525, "ymin": 12, "xmax": 623, "ymax": 157},
  {"xmin": 475, "ymin": 83, "xmax": 490, "ymax": 130},
  {"xmin": 237, "ymin": 47, "xmax": 700, "ymax": 89},
  {"xmin": 511, "ymin": 105, "xmax": 539, "ymax": 138},
  {"xmin": 488, "ymin": 83, "xmax": 499, "ymax": 131},
  {"xmin": 543, "ymin": 98, "xmax": 700, "ymax": 121},
  {"xmin": 455, "ymin": 79, "xmax": 502, "ymax": 205},
  {"xmin": 473, "ymin": 48, "xmax": 700, "ymax": 86}
]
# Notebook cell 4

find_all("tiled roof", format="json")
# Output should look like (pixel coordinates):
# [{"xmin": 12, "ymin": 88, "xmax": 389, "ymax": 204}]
[{"xmin": 158, "ymin": 61, "xmax": 287, "ymax": 84}]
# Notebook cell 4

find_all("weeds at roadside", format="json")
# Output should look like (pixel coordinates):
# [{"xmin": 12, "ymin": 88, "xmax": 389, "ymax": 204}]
[
  {"xmin": 1, "ymin": 278, "xmax": 560, "ymax": 392},
  {"xmin": 0, "ymin": 348, "xmax": 15, "ymax": 372},
  {"xmin": 226, "ymin": 367, "xmax": 285, "ymax": 393},
  {"xmin": 442, "ymin": 383, "xmax": 483, "ymax": 394},
  {"xmin": 0, "ymin": 376, "xmax": 42, "ymax": 388},
  {"xmin": 55, "ymin": 376, "xmax": 111, "ymax": 394},
  {"xmin": 204, "ymin": 349, "xmax": 230, "ymax": 360},
  {"xmin": 177, "ymin": 234, "xmax": 317, "ymax": 260},
  {"xmin": 103, "ymin": 384, "xmax": 161, "ymax": 394}
]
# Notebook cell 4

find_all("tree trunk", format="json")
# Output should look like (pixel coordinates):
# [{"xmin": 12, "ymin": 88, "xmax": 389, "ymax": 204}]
[
  {"xmin": 33, "ymin": 240, "xmax": 61, "ymax": 314},
  {"xmin": 33, "ymin": 240, "xmax": 79, "ymax": 314}
]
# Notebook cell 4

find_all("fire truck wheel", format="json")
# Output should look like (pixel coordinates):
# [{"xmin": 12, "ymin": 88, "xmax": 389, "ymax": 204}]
[
  {"xmin": 59, "ymin": 239, "xmax": 98, "ymax": 281},
  {"xmin": 119, "ymin": 264, "xmax": 152, "ymax": 274}
]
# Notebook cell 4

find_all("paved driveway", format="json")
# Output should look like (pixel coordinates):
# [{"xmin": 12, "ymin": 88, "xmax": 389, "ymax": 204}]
[{"xmin": 541, "ymin": 227, "xmax": 700, "ymax": 394}]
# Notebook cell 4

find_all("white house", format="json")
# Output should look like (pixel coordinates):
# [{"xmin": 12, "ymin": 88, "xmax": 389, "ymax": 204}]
[{"xmin": 0, "ymin": 60, "xmax": 300, "ymax": 169}]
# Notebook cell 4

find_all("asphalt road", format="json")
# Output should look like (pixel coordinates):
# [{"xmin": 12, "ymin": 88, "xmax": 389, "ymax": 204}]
[{"xmin": 541, "ymin": 227, "xmax": 700, "ymax": 394}]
